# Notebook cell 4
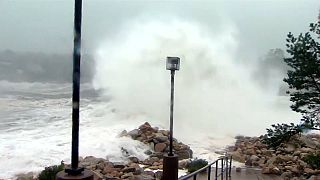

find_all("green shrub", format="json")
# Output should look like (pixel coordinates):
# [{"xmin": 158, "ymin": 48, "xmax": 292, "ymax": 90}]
[
  {"xmin": 38, "ymin": 162, "xmax": 64, "ymax": 180},
  {"xmin": 186, "ymin": 159, "xmax": 208, "ymax": 173},
  {"xmin": 262, "ymin": 123, "xmax": 304, "ymax": 148},
  {"xmin": 303, "ymin": 153, "xmax": 320, "ymax": 169}
]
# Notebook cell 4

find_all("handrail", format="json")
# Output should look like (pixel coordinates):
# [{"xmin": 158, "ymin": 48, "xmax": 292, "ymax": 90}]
[
  {"xmin": 179, "ymin": 155, "xmax": 232, "ymax": 180},
  {"xmin": 180, "ymin": 160, "xmax": 217, "ymax": 179}
]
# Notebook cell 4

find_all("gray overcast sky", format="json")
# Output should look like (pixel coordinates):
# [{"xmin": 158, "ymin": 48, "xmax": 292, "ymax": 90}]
[{"xmin": 0, "ymin": 0, "xmax": 319, "ymax": 57}]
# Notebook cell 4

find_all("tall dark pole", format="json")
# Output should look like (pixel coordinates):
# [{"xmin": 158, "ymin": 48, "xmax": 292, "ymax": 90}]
[
  {"xmin": 57, "ymin": 1, "xmax": 93, "ymax": 179},
  {"xmin": 162, "ymin": 57, "xmax": 179, "ymax": 180},
  {"xmin": 71, "ymin": 0, "xmax": 82, "ymax": 172},
  {"xmin": 169, "ymin": 70, "xmax": 175, "ymax": 156}
]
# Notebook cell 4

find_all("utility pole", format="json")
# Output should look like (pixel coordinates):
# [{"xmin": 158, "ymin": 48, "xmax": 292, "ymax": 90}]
[{"xmin": 56, "ymin": 1, "xmax": 93, "ymax": 179}]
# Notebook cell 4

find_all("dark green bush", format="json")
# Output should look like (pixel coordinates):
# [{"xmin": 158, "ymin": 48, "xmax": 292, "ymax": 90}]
[
  {"xmin": 186, "ymin": 159, "xmax": 208, "ymax": 173},
  {"xmin": 262, "ymin": 123, "xmax": 304, "ymax": 148},
  {"xmin": 38, "ymin": 162, "xmax": 64, "ymax": 180},
  {"xmin": 303, "ymin": 153, "xmax": 320, "ymax": 169}
]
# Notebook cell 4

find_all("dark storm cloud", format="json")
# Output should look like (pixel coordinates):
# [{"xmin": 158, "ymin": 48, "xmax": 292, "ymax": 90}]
[{"xmin": 0, "ymin": 0, "xmax": 318, "ymax": 54}]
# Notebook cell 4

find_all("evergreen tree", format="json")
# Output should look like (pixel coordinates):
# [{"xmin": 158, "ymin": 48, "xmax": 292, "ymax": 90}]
[
  {"xmin": 263, "ymin": 14, "xmax": 320, "ymax": 147},
  {"xmin": 284, "ymin": 17, "xmax": 320, "ymax": 128}
]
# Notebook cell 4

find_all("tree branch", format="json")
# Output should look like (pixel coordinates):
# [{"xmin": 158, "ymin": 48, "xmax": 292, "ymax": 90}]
[{"xmin": 310, "ymin": 75, "xmax": 320, "ymax": 93}]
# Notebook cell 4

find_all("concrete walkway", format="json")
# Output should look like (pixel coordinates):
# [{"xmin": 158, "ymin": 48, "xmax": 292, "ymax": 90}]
[
  {"xmin": 188, "ymin": 168, "xmax": 282, "ymax": 180},
  {"xmin": 228, "ymin": 168, "xmax": 282, "ymax": 180}
]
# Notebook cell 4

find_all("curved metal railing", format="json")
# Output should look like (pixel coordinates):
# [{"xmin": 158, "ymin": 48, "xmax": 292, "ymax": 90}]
[{"xmin": 179, "ymin": 155, "xmax": 232, "ymax": 180}]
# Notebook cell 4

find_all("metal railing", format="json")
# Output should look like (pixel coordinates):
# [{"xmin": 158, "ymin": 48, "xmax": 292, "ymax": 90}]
[{"xmin": 179, "ymin": 155, "xmax": 232, "ymax": 180}]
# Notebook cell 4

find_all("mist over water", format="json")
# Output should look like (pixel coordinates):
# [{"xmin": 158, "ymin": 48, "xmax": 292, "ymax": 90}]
[
  {"xmin": 0, "ymin": 82, "xmax": 151, "ymax": 179},
  {"xmin": 93, "ymin": 18, "xmax": 300, "ymax": 141},
  {"xmin": 1, "ymin": 0, "xmax": 318, "ymax": 178},
  {"xmin": 0, "ymin": 18, "xmax": 302, "ymax": 180}
]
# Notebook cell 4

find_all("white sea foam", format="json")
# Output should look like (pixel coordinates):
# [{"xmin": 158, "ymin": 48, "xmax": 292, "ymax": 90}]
[
  {"xmin": 0, "ymin": 18, "xmax": 301, "ymax": 179},
  {"xmin": 0, "ymin": 83, "xmax": 150, "ymax": 179},
  {"xmin": 93, "ymin": 18, "xmax": 300, "ymax": 140}
]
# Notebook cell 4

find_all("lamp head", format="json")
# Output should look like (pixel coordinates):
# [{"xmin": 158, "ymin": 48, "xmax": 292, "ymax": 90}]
[{"xmin": 166, "ymin": 57, "xmax": 180, "ymax": 71}]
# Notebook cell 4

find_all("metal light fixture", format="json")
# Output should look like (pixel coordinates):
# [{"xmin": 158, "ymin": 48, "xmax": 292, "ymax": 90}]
[
  {"xmin": 162, "ymin": 56, "xmax": 180, "ymax": 180},
  {"xmin": 166, "ymin": 57, "xmax": 180, "ymax": 71},
  {"xmin": 166, "ymin": 56, "xmax": 180, "ymax": 156}
]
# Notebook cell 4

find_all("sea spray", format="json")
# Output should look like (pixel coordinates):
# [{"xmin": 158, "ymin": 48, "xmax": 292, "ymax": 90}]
[
  {"xmin": 93, "ymin": 18, "xmax": 300, "ymax": 143},
  {"xmin": 0, "ymin": 18, "xmax": 301, "ymax": 179},
  {"xmin": 0, "ymin": 82, "xmax": 150, "ymax": 179}
]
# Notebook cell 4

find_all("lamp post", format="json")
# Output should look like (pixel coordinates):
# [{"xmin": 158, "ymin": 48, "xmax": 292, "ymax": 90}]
[
  {"xmin": 162, "ymin": 57, "xmax": 180, "ymax": 180},
  {"xmin": 56, "ymin": 0, "xmax": 93, "ymax": 179}
]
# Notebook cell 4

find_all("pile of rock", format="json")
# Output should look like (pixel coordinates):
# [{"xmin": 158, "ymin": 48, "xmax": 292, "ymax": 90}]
[
  {"xmin": 16, "ymin": 122, "xmax": 194, "ymax": 180},
  {"xmin": 78, "ymin": 156, "xmax": 161, "ymax": 180},
  {"xmin": 77, "ymin": 122, "xmax": 194, "ymax": 179},
  {"xmin": 121, "ymin": 122, "xmax": 193, "ymax": 160},
  {"xmin": 228, "ymin": 134, "xmax": 320, "ymax": 179}
]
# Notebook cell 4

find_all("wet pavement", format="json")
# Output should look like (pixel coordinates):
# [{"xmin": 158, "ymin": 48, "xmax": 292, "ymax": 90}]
[
  {"xmin": 227, "ymin": 168, "xmax": 282, "ymax": 180},
  {"xmin": 182, "ymin": 167, "xmax": 282, "ymax": 180}
]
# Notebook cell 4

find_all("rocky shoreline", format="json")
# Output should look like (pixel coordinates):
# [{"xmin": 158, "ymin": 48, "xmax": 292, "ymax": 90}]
[
  {"xmin": 80, "ymin": 122, "xmax": 193, "ymax": 179},
  {"xmin": 18, "ymin": 122, "xmax": 320, "ymax": 180},
  {"xmin": 16, "ymin": 122, "xmax": 193, "ymax": 180},
  {"xmin": 228, "ymin": 134, "xmax": 320, "ymax": 180},
  {"xmin": 121, "ymin": 122, "xmax": 193, "ymax": 160}
]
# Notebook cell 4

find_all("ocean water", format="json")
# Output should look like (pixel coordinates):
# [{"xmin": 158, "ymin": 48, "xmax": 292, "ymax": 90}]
[
  {"xmin": 0, "ymin": 81, "xmax": 232, "ymax": 179},
  {"xmin": 0, "ymin": 19, "xmax": 301, "ymax": 179},
  {"xmin": 0, "ymin": 82, "xmax": 152, "ymax": 179},
  {"xmin": 0, "ymin": 79, "xmax": 297, "ymax": 179}
]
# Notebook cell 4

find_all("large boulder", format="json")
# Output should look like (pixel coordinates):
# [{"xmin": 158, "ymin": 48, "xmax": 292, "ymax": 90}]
[
  {"xmin": 230, "ymin": 150, "xmax": 245, "ymax": 163},
  {"xmin": 154, "ymin": 143, "xmax": 167, "ymax": 152},
  {"xmin": 154, "ymin": 133, "xmax": 169, "ymax": 143},
  {"xmin": 176, "ymin": 149, "xmax": 193, "ymax": 160},
  {"xmin": 139, "ymin": 122, "xmax": 157, "ymax": 133},
  {"xmin": 128, "ymin": 129, "xmax": 140, "ymax": 139}
]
